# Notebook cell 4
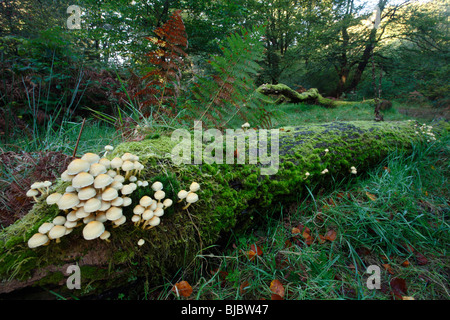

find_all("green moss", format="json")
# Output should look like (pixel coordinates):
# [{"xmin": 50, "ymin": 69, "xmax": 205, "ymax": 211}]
[{"xmin": 0, "ymin": 120, "xmax": 424, "ymax": 296}]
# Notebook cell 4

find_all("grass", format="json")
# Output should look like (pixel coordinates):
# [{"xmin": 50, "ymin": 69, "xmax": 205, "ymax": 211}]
[
  {"xmin": 1, "ymin": 98, "xmax": 448, "ymax": 300},
  {"xmin": 147, "ymin": 120, "xmax": 449, "ymax": 301}
]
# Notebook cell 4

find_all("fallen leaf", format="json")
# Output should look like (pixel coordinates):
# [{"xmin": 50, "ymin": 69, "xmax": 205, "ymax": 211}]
[
  {"xmin": 271, "ymin": 293, "xmax": 283, "ymax": 300},
  {"xmin": 366, "ymin": 191, "xmax": 377, "ymax": 201},
  {"xmin": 291, "ymin": 227, "xmax": 301, "ymax": 234},
  {"xmin": 172, "ymin": 280, "xmax": 193, "ymax": 297},
  {"xmin": 324, "ymin": 229, "xmax": 337, "ymax": 242},
  {"xmin": 239, "ymin": 280, "xmax": 250, "ymax": 295},
  {"xmin": 390, "ymin": 277, "xmax": 407, "ymax": 300},
  {"xmin": 401, "ymin": 260, "xmax": 410, "ymax": 267},
  {"xmin": 270, "ymin": 279, "xmax": 285, "ymax": 298},
  {"xmin": 382, "ymin": 263, "xmax": 395, "ymax": 275},
  {"xmin": 415, "ymin": 251, "xmax": 428, "ymax": 265},
  {"xmin": 247, "ymin": 243, "xmax": 263, "ymax": 261},
  {"xmin": 318, "ymin": 234, "xmax": 326, "ymax": 244}
]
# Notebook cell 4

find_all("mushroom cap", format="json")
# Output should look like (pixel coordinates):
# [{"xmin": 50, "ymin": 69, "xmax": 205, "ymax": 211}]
[
  {"xmin": 104, "ymin": 145, "xmax": 114, "ymax": 151},
  {"xmin": 142, "ymin": 209, "xmax": 154, "ymax": 220},
  {"xmin": 66, "ymin": 210, "xmax": 79, "ymax": 222},
  {"xmin": 110, "ymin": 197, "xmax": 124, "ymax": 207},
  {"xmin": 72, "ymin": 172, "xmax": 94, "ymax": 188},
  {"xmin": 151, "ymin": 181, "xmax": 163, "ymax": 191},
  {"xmin": 99, "ymin": 158, "xmax": 111, "ymax": 169},
  {"xmin": 154, "ymin": 190, "xmax": 165, "ymax": 201},
  {"xmin": 133, "ymin": 205, "xmax": 145, "ymax": 215},
  {"xmin": 67, "ymin": 159, "xmax": 91, "ymax": 175},
  {"xmin": 113, "ymin": 215, "xmax": 126, "ymax": 226},
  {"xmin": 57, "ymin": 193, "xmax": 80, "ymax": 210},
  {"xmin": 46, "ymin": 192, "xmax": 62, "ymax": 205},
  {"xmin": 84, "ymin": 198, "xmax": 102, "ymax": 213},
  {"xmin": 129, "ymin": 182, "xmax": 137, "ymax": 191},
  {"xmin": 121, "ymin": 153, "xmax": 134, "ymax": 162},
  {"xmin": 83, "ymin": 214, "xmax": 96, "ymax": 224},
  {"xmin": 106, "ymin": 206, "xmax": 123, "ymax": 221},
  {"xmin": 66, "ymin": 186, "xmax": 76, "ymax": 193},
  {"xmin": 139, "ymin": 196, "xmax": 153, "ymax": 207},
  {"xmin": 89, "ymin": 163, "xmax": 107, "ymax": 177},
  {"xmin": 110, "ymin": 181, "xmax": 123, "ymax": 190},
  {"xmin": 100, "ymin": 230, "xmax": 111, "ymax": 240},
  {"xmin": 42, "ymin": 181, "xmax": 52, "ymax": 188},
  {"xmin": 129, "ymin": 176, "xmax": 137, "ymax": 182},
  {"xmin": 53, "ymin": 215, "xmax": 66, "ymax": 225},
  {"xmin": 96, "ymin": 212, "xmax": 108, "ymax": 223},
  {"xmin": 82, "ymin": 221, "xmax": 105, "ymax": 240},
  {"xmin": 26, "ymin": 189, "xmax": 39, "ymax": 197},
  {"xmin": 81, "ymin": 152, "xmax": 100, "ymax": 164},
  {"xmin": 114, "ymin": 175, "xmax": 125, "ymax": 183},
  {"xmin": 149, "ymin": 201, "xmax": 157, "ymax": 211},
  {"xmin": 153, "ymin": 208, "xmax": 164, "ymax": 217},
  {"xmin": 75, "ymin": 207, "xmax": 90, "ymax": 219},
  {"xmin": 186, "ymin": 192, "xmax": 199, "ymax": 204},
  {"xmin": 78, "ymin": 187, "xmax": 97, "ymax": 200},
  {"xmin": 189, "ymin": 182, "xmax": 200, "ymax": 192},
  {"xmin": 242, "ymin": 122, "xmax": 250, "ymax": 128},
  {"xmin": 38, "ymin": 222, "xmax": 54, "ymax": 234},
  {"xmin": 163, "ymin": 198, "xmax": 173, "ymax": 208},
  {"xmin": 121, "ymin": 160, "xmax": 134, "ymax": 172},
  {"xmin": 121, "ymin": 184, "xmax": 134, "ymax": 195},
  {"xmin": 137, "ymin": 239, "xmax": 145, "ymax": 246},
  {"xmin": 122, "ymin": 197, "xmax": 132, "ymax": 207},
  {"xmin": 107, "ymin": 169, "xmax": 117, "ymax": 178},
  {"xmin": 131, "ymin": 214, "xmax": 140, "ymax": 223},
  {"xmin": 61, "ymin": 170, "xmax": 75, "ymax": 182},
  {"xmin": 177, "ymin": 190, "xmax": 188, "ymax": 200},
  {"xmin": 94, "ymin": 174, "xmax": 113, "ymax": 189},
  {"xmin": 110, "ymin": 157, "xmax": 123, "ymax": 169},
  {"xmin": 28, "ymin": 233, "xmax": 49, "ymax": 248},
  {"xmin": 30, "ymin": 182, "xmax": 44, "ymax": 190},
  {"xmin": 48, "ymin": 225, "xmax": 66, "ymax": 240},
  {"xmin": 64, "ymin": 220, "xmax": 78, "ymax": 229},
  {"xmin": 102, "ymin": 187, "xmax": 119, "ymax": 201},
  {"xmin": 148, "ymin": 216, "xmax": 160, "ymax": 227}
]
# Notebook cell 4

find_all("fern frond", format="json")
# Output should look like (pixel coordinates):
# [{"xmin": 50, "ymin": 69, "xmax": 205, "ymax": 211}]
[{"xmin": 188, "ymin": 25, "xmax": 269, "ymax": 129}]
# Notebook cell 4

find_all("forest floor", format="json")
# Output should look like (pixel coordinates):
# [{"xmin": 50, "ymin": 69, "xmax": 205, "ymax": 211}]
[{"xmin": 0, "ymin": 100, "xmax": 448, "ymax": 300}]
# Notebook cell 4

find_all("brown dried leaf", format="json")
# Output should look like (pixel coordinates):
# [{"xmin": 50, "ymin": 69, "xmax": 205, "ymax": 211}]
[
  {"xmin": 324, "ymin": 229, "xmax": 337, "ymax": 242},
  {"xmin": 366, "ymin": 191, "xmax": 377, "ymax": 201},
  {"xmin": 270, "ymin": 279, "xmax": 285, "ymax": 298},
  {"xmin": 172, "ymin": 280, "xmax": 193, "ymax": 297},
  {"xmin": 382, "ymin": 264, "xmax": 395, "ymax": 275},
  {"xmin": 390, "ymin": 277, "xmax": 407, "ymax": 300}
]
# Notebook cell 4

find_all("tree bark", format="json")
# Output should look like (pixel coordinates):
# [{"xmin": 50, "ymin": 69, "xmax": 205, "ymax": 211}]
[
  {"xmin": 0, "ymin": 121, "xmax": 419, "ymax": 298},
  {"xmin": 256, "ymin": 83, "xmax": 374, "ymax": 107}
]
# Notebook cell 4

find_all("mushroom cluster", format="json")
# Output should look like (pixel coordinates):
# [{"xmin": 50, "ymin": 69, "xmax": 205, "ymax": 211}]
[
  {"xmin": 27, "ymin": 148, "xmax": 150, "ymax": 248},
  {"xmin": 26, "ymin": 181, "xmax": 53, "ymax": 202},
  {"xmin": 177, "ymin": 182, "xmax": 200, "ymax": 210},
  {"xmin": 131, "ymin": 181, "xmax": 173, "ymax": 229}
]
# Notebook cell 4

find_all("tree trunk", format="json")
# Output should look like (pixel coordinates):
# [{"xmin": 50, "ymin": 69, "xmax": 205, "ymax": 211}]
[
  {"xmin": 0, "ymin": 121, "xmax": 419, "ymax": 298},
  {"xmin": 256, "ymin": 83, "xmax": 374, "ymax": 107}
]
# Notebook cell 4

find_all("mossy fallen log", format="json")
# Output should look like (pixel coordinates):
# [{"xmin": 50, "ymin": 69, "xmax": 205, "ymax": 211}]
[
  {"xmin": 0, "ymin": 121, "xmax": 421, "ymax": 298},
  {"xmin": 256, "ymin": 83, "xmax": 375, "ymax": 108}
]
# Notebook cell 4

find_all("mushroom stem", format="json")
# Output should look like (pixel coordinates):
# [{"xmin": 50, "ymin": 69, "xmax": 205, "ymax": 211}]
[{"xmin": 182, "ymin": 203, "xmax": 191, "ymax": 210}]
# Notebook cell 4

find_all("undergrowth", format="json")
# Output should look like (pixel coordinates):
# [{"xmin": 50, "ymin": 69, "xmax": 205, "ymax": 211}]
[{"xmin": 119, "ymin": 128, "xmax": 449, "ymax": 300}]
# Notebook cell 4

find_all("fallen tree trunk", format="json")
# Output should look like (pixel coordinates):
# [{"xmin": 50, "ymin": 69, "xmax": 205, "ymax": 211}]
[
  {"xmin": 256, "ymin": 83, "xmax": 375, "ymax": 108},
  {"xmin": 0, "ymin": 121, "xmax": 419, "ymax": 298}
]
